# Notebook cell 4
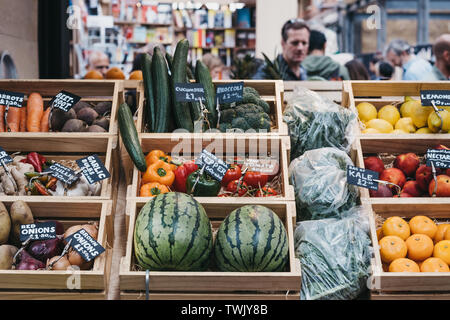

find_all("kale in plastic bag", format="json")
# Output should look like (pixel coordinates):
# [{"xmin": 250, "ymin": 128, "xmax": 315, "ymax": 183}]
[{"xmin": 283, "ymin": 87, "xmax": 357, "ymax": 161}]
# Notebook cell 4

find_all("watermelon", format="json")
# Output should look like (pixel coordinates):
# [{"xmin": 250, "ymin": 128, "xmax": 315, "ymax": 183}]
[
  {"xmin": 134, "ymin": 192, "xmax": 213, "ymax": 271},
  {"xmin": 214, "ymin": 205, "xmax": 289, "ymax": 272}
]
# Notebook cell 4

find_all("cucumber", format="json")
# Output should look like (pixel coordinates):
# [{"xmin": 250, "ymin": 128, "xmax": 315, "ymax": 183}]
[
  {"xmin": 165, "ymin": 52, "xmax": 173, "ymax": 75},
  {"xmin": 195, "ymin": 60, "xmax": 218, "ymax": 128},
  {"xmin": 118, "ymin": 102, "xmax": 147, "ymax": 172},
  {"xmin": 171, "ymin": 39, "xmax": 194, "ymax": 132},
  {"xmin": 151, "ymin": 46, "xmax": 170, "ymax": 133},
  {"xmin": 141, "ymin": 53, "xmax": 156, "ymax": 132},
  {"xmin": 164, "ymin": 52, "xmax": 176, "ymax": 132}
]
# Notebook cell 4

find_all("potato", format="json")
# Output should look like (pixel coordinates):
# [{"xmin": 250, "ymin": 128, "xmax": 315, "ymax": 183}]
[
  {"xmin": 92, "ymin": 117, "xmax": 110, "ymax": 131},
  {"xmin": 93, "ymin": 101, "xmax": 112, "ymax": 116},
  {"xmin": 0, "ymin": 245, "xmax": 18, "ymax": 269},
  {"xmin": 76, "ymin": 107, "xmax": 98, "ymax": 126},
  {"xmin": 0, "ymin": 202, "xmax": 11, "ymax": 244},
  {"xmin": 10, "ymin": 200, "xmax": 34, "ymax": 246},
  {"xmin": 61, "ymin": 119, "xmax": 87, "ymax": 132},
  {"xmin": 50, "ymin": 108, "xmax": 77, "ymax": 131},
  {"xmin": 87, "ymin": 125, "xmax": 107, "ymax": 133}
]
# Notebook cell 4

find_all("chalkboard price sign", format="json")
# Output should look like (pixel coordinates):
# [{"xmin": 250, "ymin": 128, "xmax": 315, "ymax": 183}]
[{"xmin": 347, "ymin": 165, "xmax": 379, "ymax": 190}]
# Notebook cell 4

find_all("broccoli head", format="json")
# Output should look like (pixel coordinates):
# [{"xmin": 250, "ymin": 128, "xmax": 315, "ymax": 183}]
[
  {"xmin": 218, "ymin": 122, "xmax": 232, "ymax": 132},
  {"xmin": 243, "ymin": 86, "xmax": 260, "ymax": 97},
  {"xmin": 231, "ymin": 117, "xmax": 251, "ymax": 131},
  {"xmin": 246, "ymin": 113, "xmax": 272, "ymax": 132},
  {"xmin": 220, "ymin": 108, "xmax": 237, "ymax": 123}
]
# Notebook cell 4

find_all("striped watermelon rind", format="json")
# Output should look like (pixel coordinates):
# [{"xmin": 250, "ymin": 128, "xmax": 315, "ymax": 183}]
[
  {"xmin": 134, "ymin": 192, "xmax": 213, "ymax": 271},
  {"xmin": 214, "ymin": 205, "xmax": 289, "ymax": 272}
]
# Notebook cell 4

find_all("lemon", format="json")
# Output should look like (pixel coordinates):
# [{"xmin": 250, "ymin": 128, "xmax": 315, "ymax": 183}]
[
  {"xmin": 415, "ymin": 127, "xmax": 433, "ymax": 134},
  {"xmin": 366, "ymin": 118, "xmax": 394, "ymax": 133},
  {"xmin": 394, "ymin": 117, "xmax": 416, "ymax": 133},
  {"xmin": 427, "ymin": 109, "xmax": 450, "ymax": 133},
  {"xmin": 377, "ymin": 105, "xmax": 401, "ymax": 126},
  {"xmin": 400, "ymin": 100, "xmax": 421, "ymax": 118},
  {"xmin": 361, "ymin": 128, "xmax": 381, "ymax": 134},
  {"xmin": 411, "ymin": 105, "xmax": 433, "ymax": 128},
  {"xmin": 404, "ymin": 96, "xmax": 416, "ymax": 102},
  {"xmin": 392, "ymin": 129, "xmax": 408, "ymax": 134},
  {"xmin": 356, "ymin": 102, "xmax": 377, "ymax": 122}
]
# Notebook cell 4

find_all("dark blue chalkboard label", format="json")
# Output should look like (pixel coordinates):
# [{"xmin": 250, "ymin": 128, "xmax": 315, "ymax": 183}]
[
  {"xmin": 20, "ymin": 222, "xmax": 56, "ymax": 242},
  {"xmin": 216, "ymin": 82, "xmax": 244, "ymax": 103},
  {"xmin": 0, "ymin": 90, "xmax": 25, "ymax": 108},
  {"xmin": 175, "ymin": 83, "xmax": 206, "ymax": 102},
  {"xmin": 195, "ymin": 149, "xmax": 229, "ymax": 182},
  {"xmin": 0, "ymin": 147, "xmax": 13, "ymax": 165},
  {"xmin": 76, "ymin": 154, "xmax": 110, "ymax": 184},
  {"xmin": 47, "ymin": 162, "xmax": 79, "ymax": 185},
  {"xmin": 420, "ymin": 90, "xmax": 450, "ymax": 107},
  {"xmin": 49, "ymin": 90, "xmax": 81, "ymax": 112},
  {"xmin": 65, "ymin": 228, "xmax": 105, "ymax": 262},
  {"xmin": 347, "ymin": 165, "xmax": 379, "ymax": 190},
  {"xmin": 426, "ymin": 149, "xmax": 450, "ymax": 169}
]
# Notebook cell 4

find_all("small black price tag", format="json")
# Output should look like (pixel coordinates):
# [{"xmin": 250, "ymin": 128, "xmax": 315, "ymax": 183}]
[
  {"xmin": 195, "ymin": 149, "xmax": 229, "ymax": 182},
  {"xmin": 47, "ymin": 163, "xmax": 79, "ymax": 185},
  {"xmin": 426, "ymin": 149, "xmax": 450, "ymax": 169},
  {"xmin": 65, "ymin": 228, "xmax": 105, "ymax": 262},
  {"xmin": 20, "ymin": 222, "xmax": 57, "ymax": 242},
  {"xmin": 216, "ymin": 82, "xmax": 244, "ymax": 103},
  {"xmin": 347, "ymin": 165, "xmax": 379, "ymax": 190},
  {"xmin": 49, "ymin": 90, "xmax": 81, "ymax": 112},
  {"xmin": 0, "ymin": 147, "xmax": 13, "ymax": 165},
  {"xmin": 0, "ymin": 90, "xmax": 25, "ymax": 108},
  {"xmin": 76, "ymin": 154, "xmax": 110, "ymax": 184},
  {"xmin": 420, "ymin": 90, "xmax": 450, "ymax": 107},
  {"xmin": 175, "ymin": 83, "xmax": 206, "ymax": 102}
]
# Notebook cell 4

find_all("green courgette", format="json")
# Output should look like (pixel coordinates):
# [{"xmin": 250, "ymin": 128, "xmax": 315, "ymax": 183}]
[
  {"xmin": 141, "ymin": 53, "xmax": 156, "ymax": 132},
  {"xmin": 151, "ymin": 46, "xmax": 170, "ymax": 133},
  {"xmin": 117, "ymin": 102, "xmax": 147, "ymax": 172},
  {"xmin": 195, "ymin": 60, "xmax": 218, "ymax": 128},
  {"xmin": 171, "ymin": 39, "xmax": 194, "ymax": 132}
]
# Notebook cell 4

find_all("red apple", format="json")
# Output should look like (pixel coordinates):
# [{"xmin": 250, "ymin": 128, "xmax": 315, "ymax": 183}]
[
  {"xmin": 415, "ymin": 165, "xmax": 443, "ymax": 192},
  {"xmin": 393, "ymin": 192, "xmax": 413, "ymax": 198},
  {"xmin": 402, "ymin": 180, "xmax": 422, "ymax": 197},
  {"xmin": 364, "ymin": 156, "xmax": 385, "ymax": 174},
  {"xmin": 393, "ymin": 153, "xmax": 420, "ymax": 177},
  {"xmin": 433, "ymin": 144, "xmax": 450, "ymax": 150},
  {"xmin": 380, "ymin": 168, "xmax": 406, "ymax": 190},
  {"xmin": 428, "ymin": 174, "xmax": 450, "ymax": 197},
  {"xmin": 369, "ymin": 184, "xmax": 393, "ymax": 197}
]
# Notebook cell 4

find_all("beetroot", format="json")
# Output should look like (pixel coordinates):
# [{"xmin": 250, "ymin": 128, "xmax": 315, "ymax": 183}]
[
  {"xmin": 27, "ymin": 238, "xmax": 63, "ymax": 262},
  {"xmin": 16, "ymin": 250, "xmax": 45, "ymax": 270}
]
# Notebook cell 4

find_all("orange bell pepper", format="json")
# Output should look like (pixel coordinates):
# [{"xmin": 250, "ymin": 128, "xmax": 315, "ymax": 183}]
[
  {"xmin": 142, "ymin": 159, "xmax": 175, "ymax": 186},
  {"xmin": 140, "ymin": 182, "xmax": 169, "ymax": 197},
  {"xmin": 145, "ymin": 150, "xmax": 177, "ymax": 171}
]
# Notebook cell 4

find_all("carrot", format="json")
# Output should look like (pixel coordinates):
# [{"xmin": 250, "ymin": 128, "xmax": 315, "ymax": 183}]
[
  {"xmin": 19, "ymin": 106, "xmax": 27, "ymax": 132},
  {"xmin": 5, "ymin": 106, "xmax": 21, "ymax": 132},
  {"xmin": 40, "ymin": 107, "xmax": 51, "ymax": 132},
  {"xmin": 0, "ymin": 106, "xmax": 5, "ymax": 132},
  {"xmin": 26, "ymin": 92, "xmax": 44, "ymax": 132}
]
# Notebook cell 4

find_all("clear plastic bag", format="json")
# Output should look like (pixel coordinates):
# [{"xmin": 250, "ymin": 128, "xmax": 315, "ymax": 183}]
[
  {"xmin": 294, "ymin": 206, "xmax": 373, "ymax": 300},
  {"xmin": 288, "ymin": 147, "xmax": 359, "ymax": 221},
  {"xmin": 283, "ymin": 86, "xmax": 357, "ymax": 161}
]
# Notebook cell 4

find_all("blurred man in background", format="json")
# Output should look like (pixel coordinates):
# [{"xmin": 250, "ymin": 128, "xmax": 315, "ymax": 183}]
[
  {"xmin": 86, "ymin": 50, "xmax": 110, "ymax": 78},
  {"xmin": 385, "ymin": 39, "xmax": 432, "ymax": 80},
  {"xmin": 424, "ymin": 34, "xmax": 450, "ymax": 81},
  {"xmin": 301, "ymin": 30, "xmax": 349, "ymax": 80}
]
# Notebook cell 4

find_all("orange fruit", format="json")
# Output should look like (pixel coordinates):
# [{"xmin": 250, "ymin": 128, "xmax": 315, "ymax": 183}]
[
  {"xmin": 105, "ymin": 67, "xmax": 125, "ymax": 79},
  {"xmin": 434, "ymin": 240, "xmax": 450, "ymax": 265},
  {"xmin": 409, "ymin": 215, "xmax": 437, "ymax": 239},
  {"xmin": 420, "ymin": 257, "xmax": 450, "ymax": 272},
  {"xmin": 382, "ymin": 216, "xmax": 410, "ymax": 240},
  {"xmin": 129, "ymin": 70, "xmax": 143, "ymax": 80},
  {"xmin": 405, "ymin": 234, "xmax": 434, "ymax": 261},
  {"xmin": 445, "ymin": 228, "xmax": 450, "ymax": 240},
  {"xmin": 389, "ymin": 258, "xmax": 420, "ymax": 272},
  {"xmin": 379, "ymin": 235, "xmax": 408, "ymax": 264},
  {"xmin": 435, "ymin": 224, "xmax": 450, "ymax": 243},
  {"xmin": 84, "ymin": 70, "xmax": 103, "ymax": 79}
]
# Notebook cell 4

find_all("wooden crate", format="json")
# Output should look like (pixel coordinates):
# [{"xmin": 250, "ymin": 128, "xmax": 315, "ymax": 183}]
[
  {"xmin": 283, "ymin": 81, "xmax": 344, "ymax": 105},
  {"xmin": 0, "ymin": 136, "xmax": 119, "ymax": 200},
  {"xmin": 371, "ymin": 292, "xmax": 450, "ymax": 300},
  {"xmin": 0, "ymin": 79, "xmax": 123, "ymax": 152},
  {"xmin": 137, "ymin": 80, "xmax": 287, "ymax": 137},
  {"xmin": 124, "ymin": 136, "xmax": 294, "ymax": 202},
  {"xmin": 367, "ymin": 201, "xmax": 450, "ymax": 294},
  {"xmin": 120, "ymin": 291, "xmax": 300, "ymax": 300},
  {"xmin": 0, "ymin": 199, "xmax": 113, "ymax": 300},
  {"xmin": 119, "ymin": 199, "xmax": 301, "ymax": 299}
]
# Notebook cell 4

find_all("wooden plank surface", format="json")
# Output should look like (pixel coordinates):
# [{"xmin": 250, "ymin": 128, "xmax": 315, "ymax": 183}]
[{"xmin": 120, "ymin": 291, "xmax": 300, "ymax": 300}]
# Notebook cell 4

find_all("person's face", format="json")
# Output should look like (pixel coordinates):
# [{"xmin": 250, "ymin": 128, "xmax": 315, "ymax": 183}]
[
  {"xmin": 386, "ymin": 50, "xmax": 402, "ymax": 67},
  {"xmin": 282, "ymin": 28, "xmax": 309, "ymax": 65},
  {"xmin": 210, "ymin": 66, "xmax": 222, "ymax": 80},
  {"xmin": 90, "ymin": 56, "xmax": 110, "ymax": 77}
]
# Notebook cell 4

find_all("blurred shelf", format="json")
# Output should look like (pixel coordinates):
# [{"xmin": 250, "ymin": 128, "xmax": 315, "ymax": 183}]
[
  {"xmin": 190, "ymin": 46, "xmax": 255, "ymax": 50},
  {"xmin": 175, "ymin": 27, "xmax": 255, "ymax": 32},
  {"xmin": 114, "ymin": 20, "xmax": 172, "ymax": 27}
]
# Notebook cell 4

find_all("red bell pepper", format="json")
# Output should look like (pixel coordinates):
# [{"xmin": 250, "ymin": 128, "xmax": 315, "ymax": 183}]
[
  {"xmin": 243, "ymin": 171, "xmax": 268, "ymax": 188},
  {"xmin": 221, "ymin": 164, "xmax": 242, "ymax": 187},
  {"xmin": 173, "ymin": 161, "xmax": 198, "ymax": 193}
]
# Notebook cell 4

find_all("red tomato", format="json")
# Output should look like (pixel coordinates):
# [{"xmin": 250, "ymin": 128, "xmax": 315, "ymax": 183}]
[
  {"xmin": 221, "ymin": 164, "xmax": 242, "ymax": 187},
  {"xmin": 255, "ymin": 187, "xmax": 278, "ymax": 197},
  {"xmin": 243, "ymin": 171, "xmax": 268, "ymax": 188},
  {"xmin": 226, "ymin": 180, "xmax": 248, "ymax": 196}
]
